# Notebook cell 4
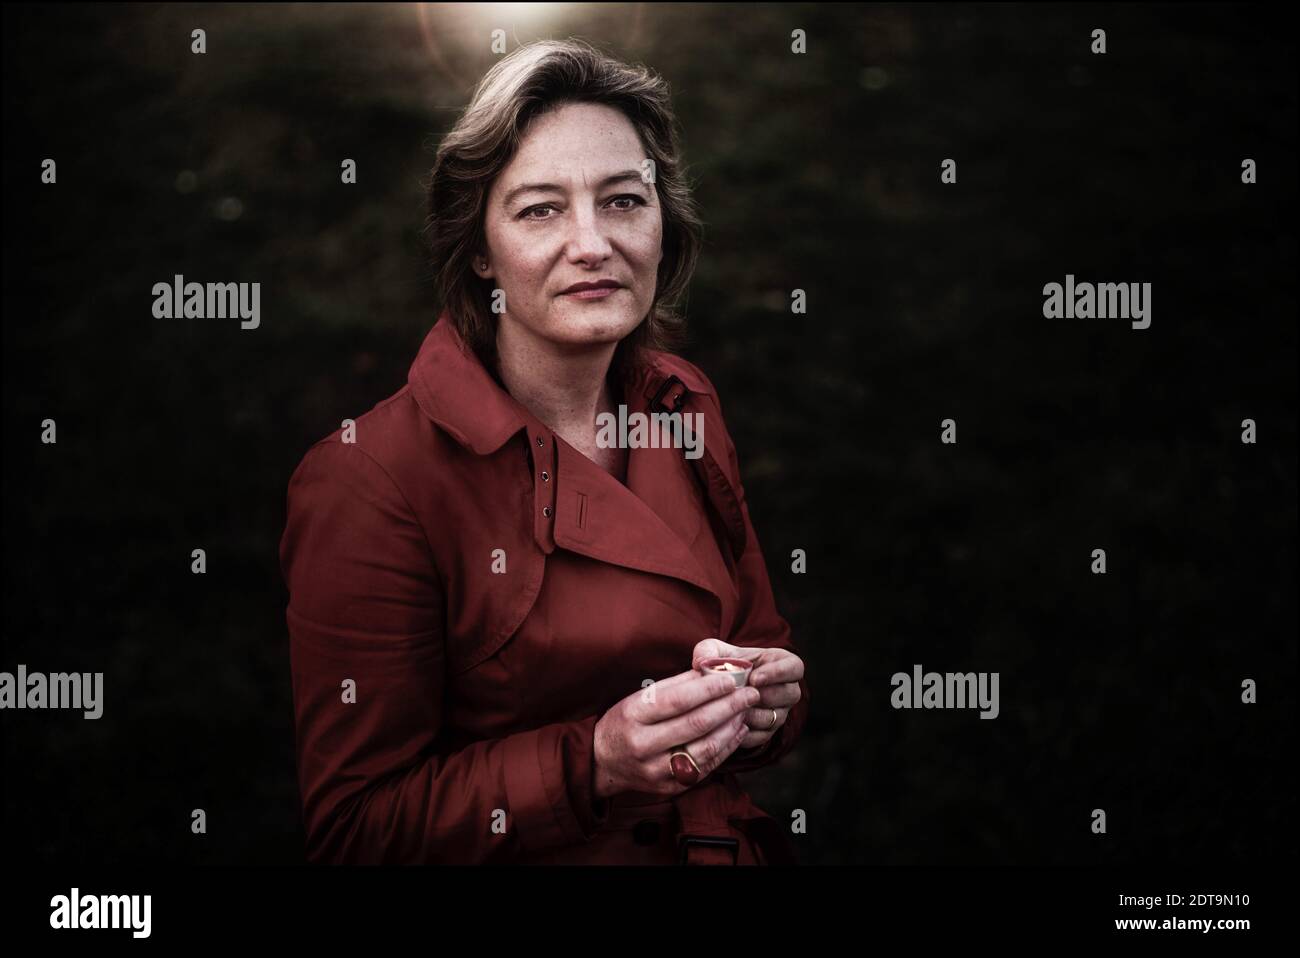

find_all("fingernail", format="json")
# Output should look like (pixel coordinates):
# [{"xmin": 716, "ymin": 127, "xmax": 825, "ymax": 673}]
[{"xmin": 745, "ymin": 689, "xmax": 761, "ymax": 705}]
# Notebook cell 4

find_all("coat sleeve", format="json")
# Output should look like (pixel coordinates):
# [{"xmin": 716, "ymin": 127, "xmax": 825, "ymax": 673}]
[
  {"xmin": 694, "ymin": 376, "xmax": 810, "ymax": 777},
  {"xmin": 281, "ymin": 438, "xmax": 608, "ymax": 864}
]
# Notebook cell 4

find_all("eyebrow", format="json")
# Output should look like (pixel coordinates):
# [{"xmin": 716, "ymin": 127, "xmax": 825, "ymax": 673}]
[{"xmin": 500, "ymin": 170, "xmax": 648, "ymax": 208}]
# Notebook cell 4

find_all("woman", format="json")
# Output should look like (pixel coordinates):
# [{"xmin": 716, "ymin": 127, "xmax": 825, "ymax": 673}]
[{"xmin": 280, "ymin": 39, "xmax": 809, "ymax": 865}]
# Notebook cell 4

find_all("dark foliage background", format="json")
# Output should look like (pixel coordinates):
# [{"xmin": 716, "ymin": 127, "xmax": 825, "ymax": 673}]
[{"xmin": 2, "ymin": 3, "xmax": 1295, "ymax": 866}]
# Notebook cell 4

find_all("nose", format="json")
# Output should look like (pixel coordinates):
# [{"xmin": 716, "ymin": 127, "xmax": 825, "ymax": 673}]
[{"xmin": 564, "ymin": 205, "xmax": 613, "ymax": 267}]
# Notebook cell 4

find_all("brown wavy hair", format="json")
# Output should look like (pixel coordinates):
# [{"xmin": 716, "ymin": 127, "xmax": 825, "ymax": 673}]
[{"xmin": 422, "ymin": 38, "xmax": 703, "ymax": 382}]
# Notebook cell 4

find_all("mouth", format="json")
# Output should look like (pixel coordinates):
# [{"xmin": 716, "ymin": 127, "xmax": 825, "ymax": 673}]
[{"xmin": 559, "ymin": 279, "xmax": 624, "ymax": 299}]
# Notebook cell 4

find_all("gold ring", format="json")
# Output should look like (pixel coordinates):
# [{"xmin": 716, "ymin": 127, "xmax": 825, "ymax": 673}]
[{"xmin": 764, "ymin": 708, "xmax": 779, "ymax": 730}]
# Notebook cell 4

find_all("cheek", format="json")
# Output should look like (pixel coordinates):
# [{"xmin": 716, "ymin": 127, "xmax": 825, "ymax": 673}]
[
  {"xmin": 622, "ymin": 219, "xmax": 664, "ymax": 277},
  {"xmin": 494, "ymin": 235, "xmax": 551, "ymax": 289}
]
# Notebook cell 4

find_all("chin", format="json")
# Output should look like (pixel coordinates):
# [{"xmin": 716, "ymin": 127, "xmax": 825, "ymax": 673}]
[{"xmin": 550, "ymin": 307, "xmax": 642, "ymax": 345}]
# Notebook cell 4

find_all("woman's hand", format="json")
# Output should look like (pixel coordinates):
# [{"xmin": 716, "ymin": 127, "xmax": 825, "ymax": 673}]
[
  {"xmin": 692, "ymin": 638, "xmax": 804, "ymax": 751},
  {"xmin": 592, "ymin": 669, "xmax": 762, "ymax": 800}
]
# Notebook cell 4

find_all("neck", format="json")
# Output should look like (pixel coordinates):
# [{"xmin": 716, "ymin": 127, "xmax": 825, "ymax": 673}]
[{"xmin": 494, "ymin": 319, "xmax": 620, "ymax": 437}]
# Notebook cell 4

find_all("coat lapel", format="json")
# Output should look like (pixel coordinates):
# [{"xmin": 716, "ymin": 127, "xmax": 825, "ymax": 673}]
[
  {"xmin": 407, "ymin": 315, "xmax": 745, "ymax": 624},
  {"xmin": 635, "ymin": 364, "xmax": 749, "ymax": 563},
  {"xmin": 547, "ymin": 361, "xmax": 746, "ymax": 631},
  {"xmin": 550, "ymin": 439, "xmax": 716, "ymax": 600}
]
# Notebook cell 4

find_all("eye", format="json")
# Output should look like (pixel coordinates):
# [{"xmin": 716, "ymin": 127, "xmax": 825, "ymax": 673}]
[
  {"xmin": 519, "ymin": 203, "xmax": 558, "ymax": 220},
  {"xmin": 607, "ymin": 194, "xmax": 647, "ymax": 211}
]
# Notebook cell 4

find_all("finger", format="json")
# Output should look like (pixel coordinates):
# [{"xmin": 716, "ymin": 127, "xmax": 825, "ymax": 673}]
[
  {"xmin": 641, "ymin": 667, "xmax": 712, "ymax": 695},
  {"xmin": 691, "ymin": 645, "xmax": 770, "ymax": 673},
  {"xmin": 681, "ymin": 709, "xmax": 751, "ymax": 779},
  {"xmin": 738, "ymin": 727, "xmax": 776, "ymax": 750},
  {"xmin": 626, "ymin": 670, "xmax": 704, "ymax": 716},
  {"xmin": 746, "ymin": 682, "xmax": 801, "ymax": 709},
  {"xmin": 690, "ymin": 637, "xmax": 746, "ymax": 667},
  {"xmin": 743, "ymin": 705, "xmax": 788, "ymax": 732},
  {"xmin": 739, "ymin": 707, "xmax": 787, "ymax": 749},
  {"xmin": 749, "ymin": 653, "xmax": 804, "ymax": 687},
  {"xmin": 645, "ymin": 686, "xmax": 760, "ymax": 753},
  {"xmin": 636, "ymin": 669, "xmax": 737, "ymax": 723}
]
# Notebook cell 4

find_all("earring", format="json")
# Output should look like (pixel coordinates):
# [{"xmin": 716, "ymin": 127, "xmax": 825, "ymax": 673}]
[{"xmin": 479, "ymin": 260, "xmax": 489, "ymax": 272}]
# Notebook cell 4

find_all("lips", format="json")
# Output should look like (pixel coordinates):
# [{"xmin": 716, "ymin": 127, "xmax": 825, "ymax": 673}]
[{"xmin": 559, "ymin": 279, "xmax": 623, "ymax": 295}]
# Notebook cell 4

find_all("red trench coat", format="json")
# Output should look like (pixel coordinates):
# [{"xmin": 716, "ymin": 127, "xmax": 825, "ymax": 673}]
[{"xmin": 280, "ymin": 314, "xmax": 810, "ymax": 864}]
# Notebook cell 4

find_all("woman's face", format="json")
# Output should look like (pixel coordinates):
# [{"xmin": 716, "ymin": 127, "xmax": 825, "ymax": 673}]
[{"xmin": 481, "ymin": 101, "xmax": 664, "ymax": 353}]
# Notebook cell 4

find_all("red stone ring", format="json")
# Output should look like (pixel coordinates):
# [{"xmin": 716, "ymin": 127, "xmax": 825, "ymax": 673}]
[{"xmin": 669, "ymin": 749, "xmax": 701, "ymax": 786}]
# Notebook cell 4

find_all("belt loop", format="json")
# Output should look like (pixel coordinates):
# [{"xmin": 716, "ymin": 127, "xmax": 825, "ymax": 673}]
[
  {"xmin": 672, "ymin": 780, "xmax": 742, "ymax": 865},
  {"xmin": 677, "ymin": 834, "xmax": 739, "ymax": 865}
]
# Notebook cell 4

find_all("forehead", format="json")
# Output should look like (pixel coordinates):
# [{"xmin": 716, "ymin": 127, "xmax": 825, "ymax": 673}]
[{"xmin": 496, "ymin": 102, "xmax": 647, "ymax": 190}]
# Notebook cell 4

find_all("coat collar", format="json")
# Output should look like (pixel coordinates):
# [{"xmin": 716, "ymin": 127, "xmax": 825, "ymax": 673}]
[
  {"xmin": 406, "ymin": 313, "xmax": 748, "ymax": 590},
  {"xmin": 407, "ymin": 313, "xmax": 718, "ymax": 456},
  {"xmin": 407, "ymin": 315, "xmax": 528, "ymax": 455}
]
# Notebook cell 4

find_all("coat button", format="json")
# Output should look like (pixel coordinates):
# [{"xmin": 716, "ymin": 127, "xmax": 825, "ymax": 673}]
[
  {"xmin": 632, "ymin": 820, "xmax": 662, "ymax": 846},
  {"xmin": 536, "ymin": 436, "xmax": 544, "ymax": 447},
  {"xmin": 541, "ymin": 471, "xmax": 549, "ymax": 482},
  {"xmin": 542, "ymin": 506, "xmax": 551, "ymax": 518}
]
